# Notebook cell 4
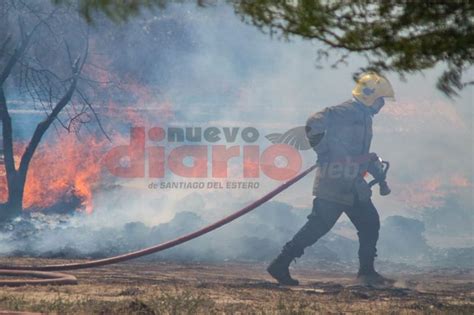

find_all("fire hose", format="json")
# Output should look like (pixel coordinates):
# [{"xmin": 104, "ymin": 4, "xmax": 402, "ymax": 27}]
[{"xmin": 0, "ymin": 164, "xmax": 318, "ymax": 286}]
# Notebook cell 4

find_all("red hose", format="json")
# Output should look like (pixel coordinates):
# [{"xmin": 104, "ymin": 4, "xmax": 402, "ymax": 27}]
[{"xmin": 0, "ymin": 164, "xmax": 316, "ymax": 286}]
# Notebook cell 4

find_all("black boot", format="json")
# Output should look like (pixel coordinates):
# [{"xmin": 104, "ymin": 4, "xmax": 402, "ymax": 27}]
[
  {"xmin": 356, "ymin": 257, "xmax": 394, "ymax": 286},
  {"xmin": 267, "ymin": 248, "xmax": 300, "ymax": 286},
  {"xmin": 356, "ymin": 271, "xmax": 394, "ymax": 286}
]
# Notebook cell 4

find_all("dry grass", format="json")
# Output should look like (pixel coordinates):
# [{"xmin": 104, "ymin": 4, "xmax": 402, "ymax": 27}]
[{"xmin": 0, "ymin": 258, "xmax": 473, "ymax": 314}]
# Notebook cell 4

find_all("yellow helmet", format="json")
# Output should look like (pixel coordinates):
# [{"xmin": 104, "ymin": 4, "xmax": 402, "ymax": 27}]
[{"xmin": 352, "ymin": 72, "xmax": 395, "ymax": 106}]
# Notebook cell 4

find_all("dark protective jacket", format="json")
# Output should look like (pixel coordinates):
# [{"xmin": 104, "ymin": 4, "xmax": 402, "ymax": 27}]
[{"xmin": 306, "ymin": 99, "xmax": 376, "ymax": 205}]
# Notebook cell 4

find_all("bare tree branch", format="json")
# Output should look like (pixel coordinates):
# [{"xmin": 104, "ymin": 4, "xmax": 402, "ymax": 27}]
[
  {"xmin": 0, "ymin": 35, "xmax": 12, "ymax": 55},
  {"xmin": 76, "ymin": 88, "xmax": 111, "ymax": 141},
  {"xmin": 19, "ymin": 57, "xmax": 82, "ymax": 175},
  {"xmin": 0, "ymin": 18, "xmax": 45, "ymax": 85}
]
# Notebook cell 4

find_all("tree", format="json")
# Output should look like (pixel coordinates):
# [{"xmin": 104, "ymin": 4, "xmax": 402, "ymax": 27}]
[
  {"xmin": 0, "ymin": 0, "xmax": 105, "ymax": 219},
  {"xmin": 56, "ymin": 0, "xmax": 473, "ymax": 96},
  {"xmin": 234, "ymin": 0, "xmax": 473, "ymax": 97},
  {"xmin": 52, "ymin": 0, "xmax": 209, "ymax": 23}
]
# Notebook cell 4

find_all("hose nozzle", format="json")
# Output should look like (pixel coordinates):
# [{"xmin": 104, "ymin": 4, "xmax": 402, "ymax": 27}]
[{"xmin": 379, "ymin": 180, "xmax": 391, "ymax": 196}]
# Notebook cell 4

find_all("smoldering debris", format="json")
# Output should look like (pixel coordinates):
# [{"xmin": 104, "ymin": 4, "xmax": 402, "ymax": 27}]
[
  {"xmin": 0, "ymin": 200, "xmax": 472, "ymax": 270},
  {"xmin": 378, "ymin": 216, "xmax": 430, "ymax": 261},
  {"xmin": 422, "ymin": 192, "xmax": 474, "ymax": 241},
  {"xmin": 429, "ymin": 247, "xmax": 474, "ymax": 268}
]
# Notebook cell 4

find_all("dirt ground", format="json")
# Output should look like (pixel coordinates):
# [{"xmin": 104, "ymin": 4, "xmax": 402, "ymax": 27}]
[{"xmin": 0, "ymin": 257, "xmax": 473, "ymax": 314}]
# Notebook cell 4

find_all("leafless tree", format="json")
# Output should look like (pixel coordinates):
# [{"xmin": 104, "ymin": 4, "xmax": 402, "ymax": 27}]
[{"xmin": 0, "ymin": 0, "xmax": 108, "ymax": 220}]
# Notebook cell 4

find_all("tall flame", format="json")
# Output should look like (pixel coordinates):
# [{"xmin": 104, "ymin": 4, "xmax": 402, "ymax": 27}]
[{"xmin": 0, "ymin": 134, "xmax": 107, "ymax": 213}]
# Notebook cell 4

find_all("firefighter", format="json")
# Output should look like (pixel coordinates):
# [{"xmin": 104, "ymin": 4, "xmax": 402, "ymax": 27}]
[{"xmin": 267, "ymin": 72, "xmax": 395, "ymax": 286}]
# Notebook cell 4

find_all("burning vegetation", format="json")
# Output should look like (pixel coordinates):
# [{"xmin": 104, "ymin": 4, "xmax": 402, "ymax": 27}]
[
  {"xmin": 0, "ymin": 0, "xmax": 176, "ymax": 217},
  {"xmin": 0, "ymin": 135, "xmax": 105, "ymax": 213}
]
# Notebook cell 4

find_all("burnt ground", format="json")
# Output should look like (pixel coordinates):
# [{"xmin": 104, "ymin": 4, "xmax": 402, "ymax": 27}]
[{"xmin": 0, "ymin": 258, "xmax": 473, "ymax": 314}]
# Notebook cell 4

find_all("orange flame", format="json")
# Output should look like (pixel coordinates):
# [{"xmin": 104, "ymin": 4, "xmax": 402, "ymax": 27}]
[
  {"xmin": 0, "ymin": 55, "xmax": 175, "ymax": 213},
  {"xmin": 24, "ymin": 135, "xmax": 108, "ymax": 213},
  {"xmin": 0, "ymin": 134, "xmax": 108, "ymax": 213}
]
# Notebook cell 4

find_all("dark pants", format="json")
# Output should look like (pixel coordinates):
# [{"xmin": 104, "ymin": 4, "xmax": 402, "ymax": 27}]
[{"xmin": 282, "ymin": 197, "xmax": 380, "ymax": 274}]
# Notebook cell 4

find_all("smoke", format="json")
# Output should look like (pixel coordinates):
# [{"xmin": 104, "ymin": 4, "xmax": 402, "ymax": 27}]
[
  {"xmin": 3, "ymin": 197, "xmax": 472, "ymax": 269},
  {"xmin": 0, "ymin": 1, "xmax": 472, "ymax": 269}
]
